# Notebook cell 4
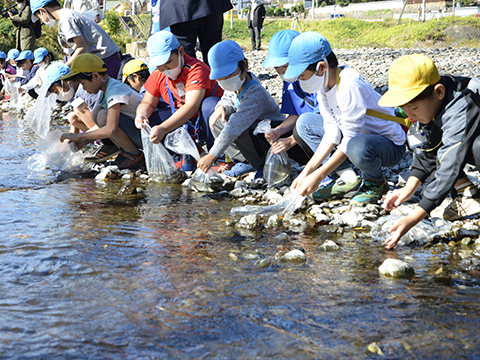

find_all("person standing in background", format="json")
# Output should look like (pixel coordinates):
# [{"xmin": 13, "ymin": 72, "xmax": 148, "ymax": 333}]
[
  {"xmin": 159, "ymin": 0, "xmax": 232, "ymax": 66},
  {"xmin": 248, "ymin": 0, "xmax": 265, "ymax": 51},
  {"xmin": 63, "ymin": 0, "xmax": 103, "ymax": 23},
  {"xmin": 9, "ymin": 0, "xmax": 36, "ymax": 52}
]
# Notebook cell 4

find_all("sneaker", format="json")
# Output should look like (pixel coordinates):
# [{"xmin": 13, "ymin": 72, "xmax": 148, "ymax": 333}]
[
  {"xmin": 84, "ymin": 144, "xmax": 120, "ymax": 163},
  {"xmin": 212, "ymin": 162, "xmax": 235, "ymax": 173},
  {"xmin": 313, "ymin": 174, "xmax": 361, "ymax": 202},
  {"xmin": 432, "ymin": 196, "xmax": 480, "ymax": 221},
  {"xmin": 115, "ymin": 150, "xmax": 145, "ymax": 170},
  {"xmin": 253, "ymin": 166, "xmax": 265, "ymax": 185},
  {"xmin": 223, "ymin": 162, "xmax": 253, "ymax": 178},
  {"xmin": 349, "ymin": 179, "xmax": 390, "ymax": 206}
]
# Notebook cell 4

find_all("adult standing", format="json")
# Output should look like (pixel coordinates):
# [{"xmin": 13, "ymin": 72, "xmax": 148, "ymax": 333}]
[
  {"xmin": 248, "ymin": 0, "xmax": 265, "ymax": 51},
  {"xmin": 159, "ymin": 0, "xmax": 232, "ymax": 66},
  {"xmin": 63, "ymin": 0, "xmax": 103, "ymax": 23},
  {"xmin": 9, "ymin": 0, "xmax": 36, "ymax": 52}
]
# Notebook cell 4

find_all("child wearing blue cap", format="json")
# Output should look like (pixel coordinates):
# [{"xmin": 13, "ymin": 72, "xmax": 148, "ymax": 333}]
[
  {"xmin": 285, "ymin": 32, "xmax": 406, "ymax": 205},
  {"xmin": 0, "ymin": 51, "xmax": 17, "ymax": 100},
  {"xmin": 19, "ymin": 47, "xmax": 54, "ymax": 98},
  {"xmin": 196, "ymin": 40, "xmax": 285, "ymax": 178}
]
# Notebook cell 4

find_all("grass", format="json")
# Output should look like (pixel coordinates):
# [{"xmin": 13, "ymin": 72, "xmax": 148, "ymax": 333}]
[{"xmin": 223, "ymin": 17, "xmax": 480, "ymax": 50}]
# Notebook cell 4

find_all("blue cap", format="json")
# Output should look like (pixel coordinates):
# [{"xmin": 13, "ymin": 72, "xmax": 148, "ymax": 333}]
[
  {"xmin": 16, "ymin": 50, "xmax": 34, "ymax": 61},
  {"xmin": 208, "ymin": 40, "xmax": 244, "ymax": 80},
  {"xmin": 44, "ymin": 63, "xmax": 71, "ymax": 91},
  {"xmin": 262, "ymin": 30, "xmax": 300, "ymax": 68},
  {"xmin": 0, "ymin": 52, "xmax": 6, "ymax": 60},
  {"xmin": 30, "ymin": 0, "xmax": 49, "ymax": 22},
  {"xmin": 147, "ymin": 31, "xmax": 180, "ymax": 68},
  {"xmin": 284, "ymin": 31, "xmax": 332, "ymax": 80},
  {"xmin": 33, "ymin": 47, "xmax": 49, "ymax": 64},
  {"xmin": 6, "ymin": 49, "xmax": 20, "ymax": 61}
]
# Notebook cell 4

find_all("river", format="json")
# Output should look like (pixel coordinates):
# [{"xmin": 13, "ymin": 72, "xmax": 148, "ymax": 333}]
[{"xmin": 1, "ymin": 112, "xmax": 479, "ymax": 359}]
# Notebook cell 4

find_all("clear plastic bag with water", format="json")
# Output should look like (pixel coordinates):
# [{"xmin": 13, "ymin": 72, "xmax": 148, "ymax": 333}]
[
  {"xmin": 9, "ymin": 81, "xmax": 24, "ymax": 111},
  {"xmin": 141, "ymin": 124, "xmax": 184, "ymax": 183},
  {"xmin": 37, "ymin": 129, "xmax": 86, "ymax": 172},
  {"xmin": 253, "ymin": 119, "xmax": 291, "ymax": 187},
  {"xmin": 230, "ymin": 190, "xmax": 305, "ymax": 217},
  {"xmin": 25, "ymin": 85, "xmax": 56, "ymax": 139},
  {"xmin": 370, "ymin": 215, "xmax": 452, "ymax": 247}
]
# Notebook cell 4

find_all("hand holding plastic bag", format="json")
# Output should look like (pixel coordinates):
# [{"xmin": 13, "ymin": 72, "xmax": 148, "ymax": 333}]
[
  {"xmin": 253, "ymin": 120, "xmax": 291, "ymax": 187},
  {"xmin": 25, "ymin": 85, "xmax": 56, "ymax": 139},
  {"xmin": 230, "ymin": 190, "xmax": 305, "ymax": 217}
]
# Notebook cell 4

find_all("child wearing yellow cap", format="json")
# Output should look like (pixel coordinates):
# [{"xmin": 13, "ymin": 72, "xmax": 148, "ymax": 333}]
[{"xmin": 380, "ymin": 54, "xmax": 480, "ymax": 249}]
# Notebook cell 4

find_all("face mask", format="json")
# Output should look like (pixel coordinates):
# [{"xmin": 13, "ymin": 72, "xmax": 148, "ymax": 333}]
[
  {"xmin": 41, "ymin": 9, "xmax": 57, "ymax": 27},
  {"xmin": 162, "ymin": 56, "xmax": 183, "ymax": 80},
  {"xmin": 299, "ymin": 60, "xmax": 329, "ymax": 94},
  {"xmin": 280, "ymin": 73, "xmax": 298, "ymax": 83},
  {"xmin": 218, "ymin": 71, "xmax": 245, "ymax": 92},
  {"xmin": 58, "ymin": 83, "xmax": 75, "ymax": 101},
  {"xmin": 38, "ymin": 60, "xmax": 48, "ymax": 69},
  {"xmin": 18, "ymin": 4, "xmax": 25, "ymax": 10},
  {"xmin": 63, "ymin": 47, "xmax": 74, "ymax": 56}
]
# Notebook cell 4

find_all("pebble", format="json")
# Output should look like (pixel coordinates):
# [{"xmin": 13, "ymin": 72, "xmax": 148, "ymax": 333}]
[
  {"xmin": 280, "ymin": 249, "xmax": 306, "ymax": 262},
  {"xmin": 236, "ymin": 214, "xmax": 258, "ymax": 230},
  {"xmin": 379, "ymin": 258, "xmax": 415, "ymax": 278},
  {"xmin": 254, "ymin": 258, "xmax": 271, "ymax": 269},
  {"xmin": 273, "ymin": 233, "xmax": 289, "ymax": 241},
  {"xmin": 319, "ymin": 240, "xmax": 340, "ymax": 252},
  {"xmin": 266, "ymin": 214, "xmax": 280, "ymax": 228}
]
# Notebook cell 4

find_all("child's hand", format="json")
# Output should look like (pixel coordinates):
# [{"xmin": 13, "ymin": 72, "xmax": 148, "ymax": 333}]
[
  {"xmin": 294, "ymin": 172, "xmax": 324, "ymax": 197},
  {"xmin": 265, "ymin": 128, "xmax": 281, "ymax": 144},
  {"xmin": 135, "ymin": 113, "xmax": 149, "ymax": 130},
  {"xmin": 385, "ymin": 216, "xmax": 413, "ymax": 249},
  {"xmin": 60, "ymin": 132, "xmax": 80, "ymax": 143},
  {"xmin": 270, "ymin": 136, "xmax": 296, "ymax": 154},
  {"xmin": 197, "ymin": 153, "xmax": 216, "ymax": 173},
  {"xmin": 150, "ymin": 125, "xmax": 166, "ymax": 144},
  {"xmin": 209, "ymin": 106, "xmax": 226, "ymax": 130},
  {"xmin": 384, "ymin": 187, "xmax": 415, "ymax": 212}
]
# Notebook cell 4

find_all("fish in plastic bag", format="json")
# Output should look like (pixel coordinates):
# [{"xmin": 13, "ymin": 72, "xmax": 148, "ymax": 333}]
[
  {"xmin": 141, "ymin": 124, "xmax": 185, "ymax": 183},
  {"xmin": 165, "ymin": 127, "xmax": 224, "ymax": 192},
  {"xmin": 253, "ymin": 119, "xmax": 291, "ymax": 187},
  {"xmin": 230, "ymin": 190, "xmax": 305, "ymax": 217},
  {"xmin": 25, "ymin": 85, "xmax": 56, "ymax": 139}
]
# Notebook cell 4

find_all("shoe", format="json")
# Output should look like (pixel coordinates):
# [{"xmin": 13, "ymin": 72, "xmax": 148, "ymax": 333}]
[
  {"xmin": 223, "ymin": 162, "xmax": 253, "ymax": 178},
  {"xmin": 313, "ymin": 174, "xmax": 361, "ymax": 202},
  {"xmin": 432, "ymin": 196, "xmax": 480, "ymax": 221},
  {"xmin": 349, "ymin": 179, "xmax": 390, "ymax": 206},
  {"xmin": 253, "ymin": 166, "xmax": 265, "ymax": 185},
  {"xmin": 115, "ymin": 150, "xmax": 145, "ymax": 170},
  {"xmin": 84, "ymin": 144, "xmax": 120, "ymax": 163},
  {"xmin": 212, "ymin": 161, "xmax": 235, "ymax": 173}
]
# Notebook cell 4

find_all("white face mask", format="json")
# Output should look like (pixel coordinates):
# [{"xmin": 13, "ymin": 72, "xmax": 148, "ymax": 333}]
[
  {"xmin": 299, "ymin": 60, "xmax": 329, "ymax": 94},
  {"xmin": 218, "ymin": 71, "xmax": 245, "ymax": 92},
  {"xmin": 18, "ymin": 4, "xmax": 25, "ymax": 10},
  {"xmin": 161, "ymin": 56, "xmax": 183, "ymax": 80},
  {"xmin": 38, "ymin": 60, "xmax": 48, "ymax": 69},
  {"xmin": 40, "ymin": 9, "xmax": 57, "ymax": 27},
  {"xmin": 58, "ymin": 83, "xmax": 75, "ymax": 101}
]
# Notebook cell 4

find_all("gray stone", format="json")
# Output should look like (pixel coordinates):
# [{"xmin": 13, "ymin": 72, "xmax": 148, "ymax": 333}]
[
  {"xmin": 379, "ymin": 258, "xmax": 415, "ymax": 278},
  {"xmin": 319, "ymin": 240, "xmax": 340, "ymax": 251},
  {"xmin": 280, "ymin": 249, "xmax": 306, "ymax": 262},
  {"xmin": 273, "ymin": 233, "xmax": 289, "ymax": 241},
  {"xmin": 229, "ymin": 188, "xmax": 249, "ymax": 198},
  {"xmin": 254, "ymin": 258, "xmax": 271, "ymax": 269},
  {"xmin": 236, "ymin": 214, "xmax": 258, "ymax": 230},
  {"xmin": 235, "ymin": 180, "xmax": 247, "ymax": 189},
  {"xmin": 266, "ymin": 214, "xmax": 280, "ymax": 228}
]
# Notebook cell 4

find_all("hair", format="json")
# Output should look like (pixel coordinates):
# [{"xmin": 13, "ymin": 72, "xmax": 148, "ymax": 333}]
[
  {"xmin": 238, "ymin": 59, "xmax": 247, "ymax": 73},
  {"xmin": 43, "ymin": 0, "xmax": 60, "ymax": 8},
  {"xmin": 48, "ymin": 80, "xmax": 61, "ymax": 92},
  {"xmin": 172, "ymin": 48, "xmax": 179, "ymax": 55},
  {"xmin": 72, "ymin": 70, "xmax": 107, "ymax": 82},
  {"xmin": 408, "ymin": 85, "xmax": 436, "ymax": 104},
  {"xmin": 128, "ymin": 69, "xmax": 150, "ymax": 83},
  {"xmin": 306, "ymin": 51, "xmax": 338, "ymax": 72}
]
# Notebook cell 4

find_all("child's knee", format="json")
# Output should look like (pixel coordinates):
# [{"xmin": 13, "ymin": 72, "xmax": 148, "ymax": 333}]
[{"xmin": 96, "ymin": 109, "xmax": 108, "ymax": 127}]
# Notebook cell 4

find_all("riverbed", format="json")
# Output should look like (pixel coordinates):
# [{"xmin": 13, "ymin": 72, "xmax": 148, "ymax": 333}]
[{"xmin": 1, "ymin": 111, "xmax": 480, "ymax": 358}]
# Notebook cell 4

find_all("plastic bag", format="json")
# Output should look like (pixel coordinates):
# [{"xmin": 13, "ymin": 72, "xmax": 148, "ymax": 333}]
[
  {"xmin": 371, "ymin": 215, "xmax": 452, "ymax": 247},
  {"xmin": 9, "ymin": 81, "xmax": 24, "ymax": 111},
  {"xmin": 25, "ymin": 85, "xmax": 56, "ymax": 139},
  {"xmin": 141, "ymin": 124, "xmax": 184, "ymax": 183},
  {"xmin": 230, "ymin": 190, "xmax": 305, "ymax": 217},
  {"xmin": 165, "ymin": 127, "xmax": 224, "ymax": 192},
  {"xmin": 37, "ymin": 129, "xmax": 86, "ymax": 172},
  {"xmin": 253, "ymin": 119, "xmax": 291, "ymax": 187}
]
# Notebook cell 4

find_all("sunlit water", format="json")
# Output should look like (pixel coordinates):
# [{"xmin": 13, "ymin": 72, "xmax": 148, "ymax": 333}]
[{"xmin": 1, "ymin": 112, "xmax": 479, "ymax": 359}]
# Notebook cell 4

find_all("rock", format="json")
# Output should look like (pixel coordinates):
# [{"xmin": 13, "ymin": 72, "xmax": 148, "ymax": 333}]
[
  {"xmin": 139, "ymin": 174, "xmax": 149, "ymax": 180},
  {"xmin": 273, "ymin": 232, "xmax": 289, "ymax": 241},
  {"xmin": 459, "ymin": 258, "xmax": 480, "ymax": 272},
  {"xmin": 280, "ymin": 249, "xmax": 306, "ymax": 262},
  {"xmin": 266, "ymin": 214, "xmax": 280, "ymax": 228},
  {"xmin": 379, "ymin": 258, "xmax": 415, "ymax": 278},
  {"xmin": 461, "ymin": 237, "xmax": 474, "ymax": 246},
  {"xmin": 222, "ymin": 177, "xmax": 235, "ymax": 192},
  {"xmin": 236, "ymin": 214, "xmax": 258, "ymax": 230},
  {"xmin": 95, "ymin": 166, "xmax": 119, "ymax": 181},
  {"xmin": 229, "ymin": 187, "xmax": 250, "ymax": 198},
  {"xmin": 254, "ymin": 258, "xmax": 271, "ymax": 269},
  {"xmin": 274, "ymin": 250, "xmax": 288, "ymax": 261},
  {"xmin": 263, "ymin": 189, "xmax": 283, "ymax": 203},
  {"xmin": 117, "ymin": 184, "xmax": 137, "ymax": 196},
  {"xmin": 234, "ymin": 180, "xmax": 247, "ymax": 189},
  {"xmin": 244, "ymin": 253, "xmax": 260, "ymax": 260},
  {"xmin": 229, "ymin": 253, "xmax": 239, "ymax": 261},
  {"xmin": 319, "ymin": 240, "xmax": 340, "ymax": 251},
  {"xmin": 122, "ymin": 173, "xmax": 133, "ymax": 180}
]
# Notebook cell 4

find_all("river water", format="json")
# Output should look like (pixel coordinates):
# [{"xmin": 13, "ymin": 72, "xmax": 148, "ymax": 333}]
[{"xmin": 1, "ymin": 112, "xmax": 480, "ymax": 359}]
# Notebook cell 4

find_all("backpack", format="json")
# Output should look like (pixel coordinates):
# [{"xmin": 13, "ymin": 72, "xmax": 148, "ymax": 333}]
[{"xmin": 34, "ymin": 21, "xmax": 42, "ymax": 39}]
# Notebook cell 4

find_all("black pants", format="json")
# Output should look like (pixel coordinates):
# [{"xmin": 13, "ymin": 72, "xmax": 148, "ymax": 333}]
[
  {"xmin": 170, "ymin": 13, "xmax": 224, "ymax": 67},
  {"xmin": 249, "ymin": 27, "xmax": 261, "ymax": 50}
]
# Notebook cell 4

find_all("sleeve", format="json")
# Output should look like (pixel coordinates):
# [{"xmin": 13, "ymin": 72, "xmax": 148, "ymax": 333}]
[
  {"xmin": 22, "ymin": 71, "xmax": 41, "ymax": 91},
  {"xmin": 105, "ymin": 84, "xmax": 132, "ymax": 109},
  {"xmin": 11, "ymin": 6, "xmax": 32, "ymax": 25},
  {"xmin": 209, "ymin": 86, "xmax": 268, "ymax": 158},
  {"xmin": 19, "ymin": 66, "xmax": 38, "ymax": 86},
  {"xmin": 318, "ymin": 93, "xmax": 342, "ymax": 146},
  {"xmin": 61, "ymin": 16, "xmax": 84, "ymax": 41},
  {"xmin": 410, "ymin": 149, "xmax": 438, "ymax": 184},
  {"xmin": 184, "ymin": 63, "xmax": 212, "ymax": 93},
  {"xmin": 280, "ymin": 82, "xmax": 297, "ymax": 116},
  {"xmin": 216, "ymin": 90, "xmax": 237, "ymax": 116}
]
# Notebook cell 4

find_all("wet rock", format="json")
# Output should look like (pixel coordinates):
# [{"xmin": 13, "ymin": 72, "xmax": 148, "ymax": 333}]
[
  {"xmin": 95, "ymin": 166, "xmax": 120, "ymax": 181},
  {"xmin": 122, "ymin": 173, "xmax": 133, "ymax": 180},
  {"xmin": 379, "ymin": 258, "xmax": 415, "ymax": 278},
  {"xmin": 318, "ymin": 225, "xmax": 344, "ymax": 234},
  {"xmin": 330, "ymin": 208, "xmax": 364, "ymax": 227},
  {"xmin": 236, "ymin": 214, "xmax": 258, "ymax": 230},
  {"xmin": 229, "ymin": 253, "xmax": 239, "ymax": 261},
  {"xmin": 459, "ymin": 258, "xmax": 480, "ymax": 272},
  {"xmin": 266, "ymin": 214, "xmax": 280, "ymax": 228},
  {"xmin": 274, "ymin": 250, "xmax": 288, "ymax": 261},
  {"xmin": 280, "ymin": 249, "xmax": 306, "ymax": 262},
  {"xmin": 461, "ymin": 237, "xmax": 474, "ymax": 246},
  {"xmin": 244, "ymin": 253, "xmax": 260, "ymax": 260},
  {"xmin": 254, "ymin": 258, "xmax": 271, "ymax": 269},
  {"xmin": 366, "ymin": 204, "xmax": 382, "ymax": 215},
  {"xmin": 117, "ymin": 184, "xmax": 137, "ymax": 196},
  {"xmin": 139, "ymin": 174, "xmax": 149, "ymax": 180},
  {"xmin": 222, "ymin": 177, "xmax": 235, "ymax": 192},
  {"xmin": 273, "ymin": 232, "xmax": 289, "ymax": 241},
  {"xmin": 229, "ymin": 187, "xmax": 250, "ymax": 198},
  {"xmin": 234, "ymin": 180, "xmax": 247, "ymax": 189},
  {"xmin": 264, "ymin": 188, "xmax": 283, "ymax": 203},
  {"xmin": 319, "ymin": 240, "xmax": 340, "ymax": 251}
]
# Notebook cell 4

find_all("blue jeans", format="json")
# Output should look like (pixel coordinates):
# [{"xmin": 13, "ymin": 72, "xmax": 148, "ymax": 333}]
[
  {"xmin": 294, "ymin": 112, "xmax": 351, "ymax": 172},
  {"xmin": 347, "ymin": 134, "xmax": 405, "ymax": 182}
]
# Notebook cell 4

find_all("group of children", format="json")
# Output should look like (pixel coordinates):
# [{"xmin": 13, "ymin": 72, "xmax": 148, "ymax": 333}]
[{"xmin": 2, "ymin": 0, "xmax": 480, "ymax": 250}]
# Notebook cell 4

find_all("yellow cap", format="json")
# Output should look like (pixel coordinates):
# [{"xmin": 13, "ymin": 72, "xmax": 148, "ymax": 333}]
[
  {"xmin": 378, "ymin": 54, "xmax": 440, "ymax": 107},
  {"xmin": 60, "ymin": 53, "xmax": 107, "ymax": 80},
  {"xmin": 122, "ymin": 59, "xmax": 148, "ymax": 83}
]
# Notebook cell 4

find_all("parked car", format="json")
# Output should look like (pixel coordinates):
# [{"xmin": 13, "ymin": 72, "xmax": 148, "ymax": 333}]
[{"xmin": 330, "ymin": 14, "xmax": 345, "ymax": 19}]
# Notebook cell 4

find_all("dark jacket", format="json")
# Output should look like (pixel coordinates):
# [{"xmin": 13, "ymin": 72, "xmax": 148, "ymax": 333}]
[
  {"xmin": 410, "ymin": 75, "xmax": 480, "ymax": 213},
  {"xmin": 11, "ymin": 4, "xmax": 35, "ymax": 52},
  {"xmin": 160, "ymin": 0, "xmax": 232, "ymax": 29},
  {"xmin": 248, "ymin": 2, "xmax": 266, "ymax": 28}
]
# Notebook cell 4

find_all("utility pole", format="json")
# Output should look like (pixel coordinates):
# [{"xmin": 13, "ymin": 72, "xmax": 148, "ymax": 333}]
[
  {"xmin": 422, "ymin": 0, "xmax": 426, "ymax": 21},
  {"xmin": 312, "ymin": 0, "xmax": 315, "ymax": 19}
]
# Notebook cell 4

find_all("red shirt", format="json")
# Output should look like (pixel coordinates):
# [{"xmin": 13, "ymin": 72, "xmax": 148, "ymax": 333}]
[{"xmin": 144, "ymin": 53, "xmax": 223, "ymax": 111}]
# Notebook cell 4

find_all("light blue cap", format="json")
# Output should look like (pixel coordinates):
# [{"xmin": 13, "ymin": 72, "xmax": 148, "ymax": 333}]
[
  {"xmin": 147, "ymin": 30, "xmax": 180, "ymax": 68},
  {"xmin": 284, "ymin": 31, "xmax": 332, "ymax": 80},
  {"xmin": 33, "ymin": 47, "xmax": 49, "ymax": 64},
  {"xmin": 262, "ymin": 30, "xmax": 300, "ymax": 68},
  {"xmin": 30, "ymin": 0, "xmax": 50, "ymax": 22},
  {"xmin": 6, "ymin": 49, "xmax": 20, "ymax": 61},
  {"xmin": 44, "ymin": 63, "xmax": 71, "ymax": 91},
  {"xmin": 0, "ymin": 52, "xmax": 6, "ymax": 60},
  {"xmin": 208, "ymin": 40, "xmax": 244, "ymax": 80},
  {"xmin": 16, "ymin": 50, "xmax": 34, "ymax": 61}
]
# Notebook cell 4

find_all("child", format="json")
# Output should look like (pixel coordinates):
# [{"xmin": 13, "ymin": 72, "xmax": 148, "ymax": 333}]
[
  {"xmin": 135, "ymin": 30, "xmax": 223, "ymax": 156},
  {"xmin": 0, "ymin": 51, "xmax": 17, "ymax": 100},
  {"xmin": 15, "ymin": 50, "xmax": 36, "ymax": 87},
  {"xmin": 30, "ymin": 0, "xmax": 121, "ymax": 78},
  {"xmin": 19, "ymin": 47, "xmax": 53, "ymax": 98},
  {"xmin": 196, "ymin": 40, "xmax": 284, "ymax": 178},
  {"xmin": 122, "ymin": 59, "xmax": 150, "ymax": 94},
  {"xmin": 59, "ymin": 54, "xmax": 145, "ymax": 169},
  {"xmin": 381, "ymin": 54, "xmax": 480, "ymax": 249},
  {"xmin": 285, "ymin": 32, "xmax": 406, "ymax": 205},
  {"xmin": 262, "ymin": 29, "xmax": 318, "ymax": 165}
]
